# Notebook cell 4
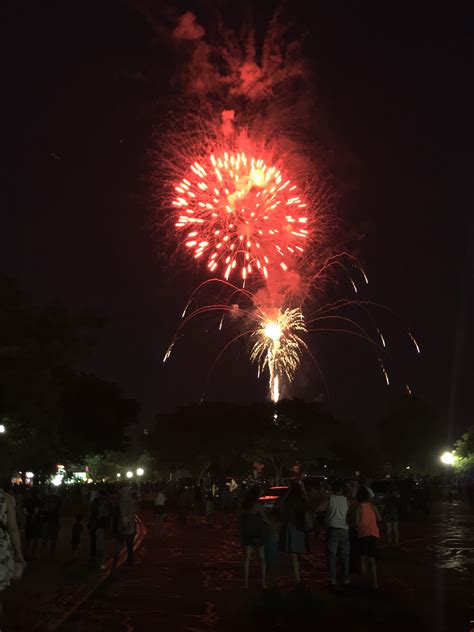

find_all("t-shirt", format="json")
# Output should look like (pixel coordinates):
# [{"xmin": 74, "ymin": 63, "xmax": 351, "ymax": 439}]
[
  {"xmin": 154, "ymin": 493, "xmax": 166, "ymax": 506},
  {"xmin": 326, "ymin": 494, "xmax": 349, "ymax": 530},
  {"xmin": 358, "ymin": 502, "xmax": 380, "ymax": 538}
]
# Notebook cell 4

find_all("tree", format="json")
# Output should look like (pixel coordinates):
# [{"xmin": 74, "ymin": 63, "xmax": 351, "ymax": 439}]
[
  {"xmin": 241, "ymin": 399, "xmax": 338, "ymax": 483},
  {"xmin": 0, "ymin": 277, "xmax": 136, "ymax": 471},
  {"xmin": 150, "ymin": 402, "xmax": 255, "ymax": 480},
  {"xmin": 56, "ymin": 369, "xmax": 139, "ymax": 460},
  {"xmin": 453, "ymin": 426, "xmax": 474, "ymax": 473},
  {"xmin": 150, "ymin": 399, "xmax": 339, "ymax": 483}
]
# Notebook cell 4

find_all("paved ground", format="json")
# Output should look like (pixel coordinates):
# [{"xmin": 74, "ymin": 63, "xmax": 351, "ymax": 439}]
[
  {"xmin": 61, "ymin": 501, "xmax": 473, "ymax": 632},
  {"xmin": 2, "ymin": 500, "xmax": 473, "ymax": 631}
]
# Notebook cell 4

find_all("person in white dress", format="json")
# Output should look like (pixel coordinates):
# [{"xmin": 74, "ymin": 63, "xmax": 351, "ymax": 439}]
[{"xmin": 0, "ymin": 486, "xmax": 26, "ymax": 615}]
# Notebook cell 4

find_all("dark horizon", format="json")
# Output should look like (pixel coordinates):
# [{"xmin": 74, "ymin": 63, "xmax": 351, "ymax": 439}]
[{"xmin": 2, "ymin": 1, "xmax": 472, "ymax": 435}]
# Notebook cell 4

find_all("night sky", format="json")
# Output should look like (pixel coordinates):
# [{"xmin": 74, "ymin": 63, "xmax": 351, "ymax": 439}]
[{"xmin": 2, "ymin": 1, "xmax": 472, "ymax": 435}]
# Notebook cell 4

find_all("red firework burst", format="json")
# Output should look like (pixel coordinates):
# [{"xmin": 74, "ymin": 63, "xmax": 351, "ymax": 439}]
[{"xmin": 172, "ymin": 151, "xmax": 309, "ymax": 283}]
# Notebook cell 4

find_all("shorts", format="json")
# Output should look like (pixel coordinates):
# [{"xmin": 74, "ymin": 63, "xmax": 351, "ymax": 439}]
[
  {"xmin": 358, "ymin": 536, "xmax": 378, "ymax": 558},
  {"xmin": 242, "ymin": 537, "xmax": 264, "ymax": 548},
  {"xmin": 154, "ymin": 505, "xmax": 165, "ymax": 515}
]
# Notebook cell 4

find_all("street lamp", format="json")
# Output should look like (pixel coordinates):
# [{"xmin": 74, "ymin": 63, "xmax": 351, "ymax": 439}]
[
  {"xmin": 126, "ymin": 471, "xmax": 134, "ymax": 479},
  {"xmin": 0, "ymin": 424, "xmax": 6, "ymax": 434},
  {"xmin": 136, "ymin": 467, "xmax": 144, "ymax": 477},
  {"xmin": 440, "ymin": 451, "xmax": 455, "ymax": 466},
  {"xmin": 116, "ymin": 473, "xmax": 121, "ymax": 479}
]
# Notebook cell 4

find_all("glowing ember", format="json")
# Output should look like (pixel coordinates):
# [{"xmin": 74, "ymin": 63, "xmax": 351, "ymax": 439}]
[
  {"xmin": 251, "ymin": 307, "xmax": 307, "ymax": 402},
  {"xmin": 172, "ymin": 152, "xmax": 309, "ymax": 283}
]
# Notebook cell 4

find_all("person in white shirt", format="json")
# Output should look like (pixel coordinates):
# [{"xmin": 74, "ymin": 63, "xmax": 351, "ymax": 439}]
[{"xmin": 318, "ymin": 479, "xmax": 350, "ymax": 589}]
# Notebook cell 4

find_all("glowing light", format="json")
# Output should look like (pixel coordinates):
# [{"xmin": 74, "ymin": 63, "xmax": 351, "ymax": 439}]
[
  {"xmin": 25, "ymin": 472, "xmax": 34, "ymax": 479},
  {"xmin": 0, "ymin": 424, "xmax": 5, "ymax": 434},
  {"xmin": 126, "ymin": 471, "xmax": 134, "ymax": 479},
  {"xmin": 116, "ymin": 473, "xmax": 121, "ymax": 478},
  {"xmin": 136, "ymin": 467, "xmax": 145, "ymax": 476},
  {"xmin": 264, "ymin": 321, "xmax": 282, "ymax": 342},
  {"xmin": 51, "ymin": 474, "xmax": 63, "ymax": 487},
  {"xmin": 251, "ymin": 308, "xmax": 307, "ymax": 402},
  {"xmin": 440, "ymin": 451, "xmax": 456, "ymax": 466},
  {"xmin": 172, "ymin": 151, "xmax": 309, "ymax": 283}
]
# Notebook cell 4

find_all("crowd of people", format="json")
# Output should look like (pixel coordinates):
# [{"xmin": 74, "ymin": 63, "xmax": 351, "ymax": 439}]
[
  {"xmin": 144, "ymin": 474, "xmax": 403, "ymax": 591},
  {"xmin": 238, "ymin": 477, "xmax": 389, "ymax": 592},
  {"xmin": 0, "ymin": 477, "xmax": 142, "ymax": 616},
  {"xmin": 0, "ymin": 468, "xmax": 471, "ymax": 617}
]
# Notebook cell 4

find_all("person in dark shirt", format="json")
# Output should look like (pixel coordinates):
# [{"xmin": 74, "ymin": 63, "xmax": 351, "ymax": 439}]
[
  {"xmin": 41, "ymin": 493, "xmax": 62, "ymax": 559},
  {"xmin": 71, "ymin": 514, "xmax": 83, "ymax": 559},
  {"xmin": 383, "ymin": 484, "xmax": 400, "ymax": 546}
]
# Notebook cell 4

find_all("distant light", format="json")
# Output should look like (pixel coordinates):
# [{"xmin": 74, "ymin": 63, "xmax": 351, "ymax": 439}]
[
  {"xmin": 0, "ymin": 424, "xmax": 6, "ymax": 434},
  {"xmin": 406, "ymin": 466, "xmax": 411, "ymax": 470},
  {"xmin": 126, "ymin": 471, "xmax": 134, "ymax": 479},
  {"xmin": 25, "ymin": 472, "xmax": 34, "ymax": 479},
  {"xmin": 57, "ymin": 464, "xmax": 65, "ymax": 471},
  {"xmin": 51, "ymin": 474, "xmax": 63, "ymax": 487},
  {"xmin": 136, "ymin": 467, "xmax": 145, "ymax": 476},
  {"xmin": 440, "ymin": 451, "xmax": 455, "ymax": 466},
  {"xmin": 116, "ymin": 473, "xmax": 121, "ymax": 478}
]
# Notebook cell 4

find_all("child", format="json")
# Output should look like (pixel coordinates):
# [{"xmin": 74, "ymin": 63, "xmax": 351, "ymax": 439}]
[{"xmin": 71, "ymin": 514, "xmax": 83, "ymax": 559}]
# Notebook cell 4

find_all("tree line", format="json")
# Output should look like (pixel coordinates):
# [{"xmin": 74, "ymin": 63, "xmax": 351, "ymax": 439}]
[{"xmin": 2, "ymin": 275, "xmax": 466, "ymax": 482}]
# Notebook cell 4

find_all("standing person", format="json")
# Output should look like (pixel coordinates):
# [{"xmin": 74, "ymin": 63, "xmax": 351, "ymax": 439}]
[
  {"xmin": 71, "ymin": 514, "xmax": 84, "ymax": 560},
  {"xmin": 24, "ymin": 488, "xmax": 42, "ymax": 560},
  {"xmin": 356, "ymin": 486, "xmax": 381, "ymax": 590},
  {"xmin": 383, "ymin": 484, "xmax": 400, "ymax": 546},
  {"xmin": 90, "ymin": 490, "xmax": 112, "ymax": 568},
  {"xmin": 205, "ymin": 487, "xmax": 214, "ymax": 524},
  {"xmin": 40, "ymin": 492, "xmax": 62, "ymax": 559},
  {"xmin": 113, "ymin": 488, "xmax": 137, "ymax": 568},
  {"xmin": 279, "ymin": 482, "xmax": 309, "ymax": 585},
  {"xmin": 153, "ymin": 489, "xmax": 167, "ymax": 536},
  {"xmin": 177, "ymin": 486, "xmax": 193, "ymax": 526},
  {"xmin": 240, "ymin": 487, "xmax": 266, "ymax": 589},
  {"xmin": 319, "ymin": 479, "xmax": 350, "ymax": 589},
  {"xmin": 192, "ymin": 484, "xmax": 203, "ymax": 522},
  {"xmin": 220, "ymin": 483, "xmax": 233, "ymax": 527},
  {"xmin": 0, "ymin": 484, "xmax": 26, "ymax": 616}
]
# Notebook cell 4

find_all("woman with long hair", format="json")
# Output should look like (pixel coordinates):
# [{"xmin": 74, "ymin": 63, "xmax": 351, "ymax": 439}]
[{"xmin": 279, "ymin": 481, "xmax": 310, "ymax": 585}]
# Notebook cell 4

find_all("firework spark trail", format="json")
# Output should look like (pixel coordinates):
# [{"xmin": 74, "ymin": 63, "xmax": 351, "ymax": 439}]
[{"xmin": 307, "ymin": 298, "xmax": 421, "ymax": 355}]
